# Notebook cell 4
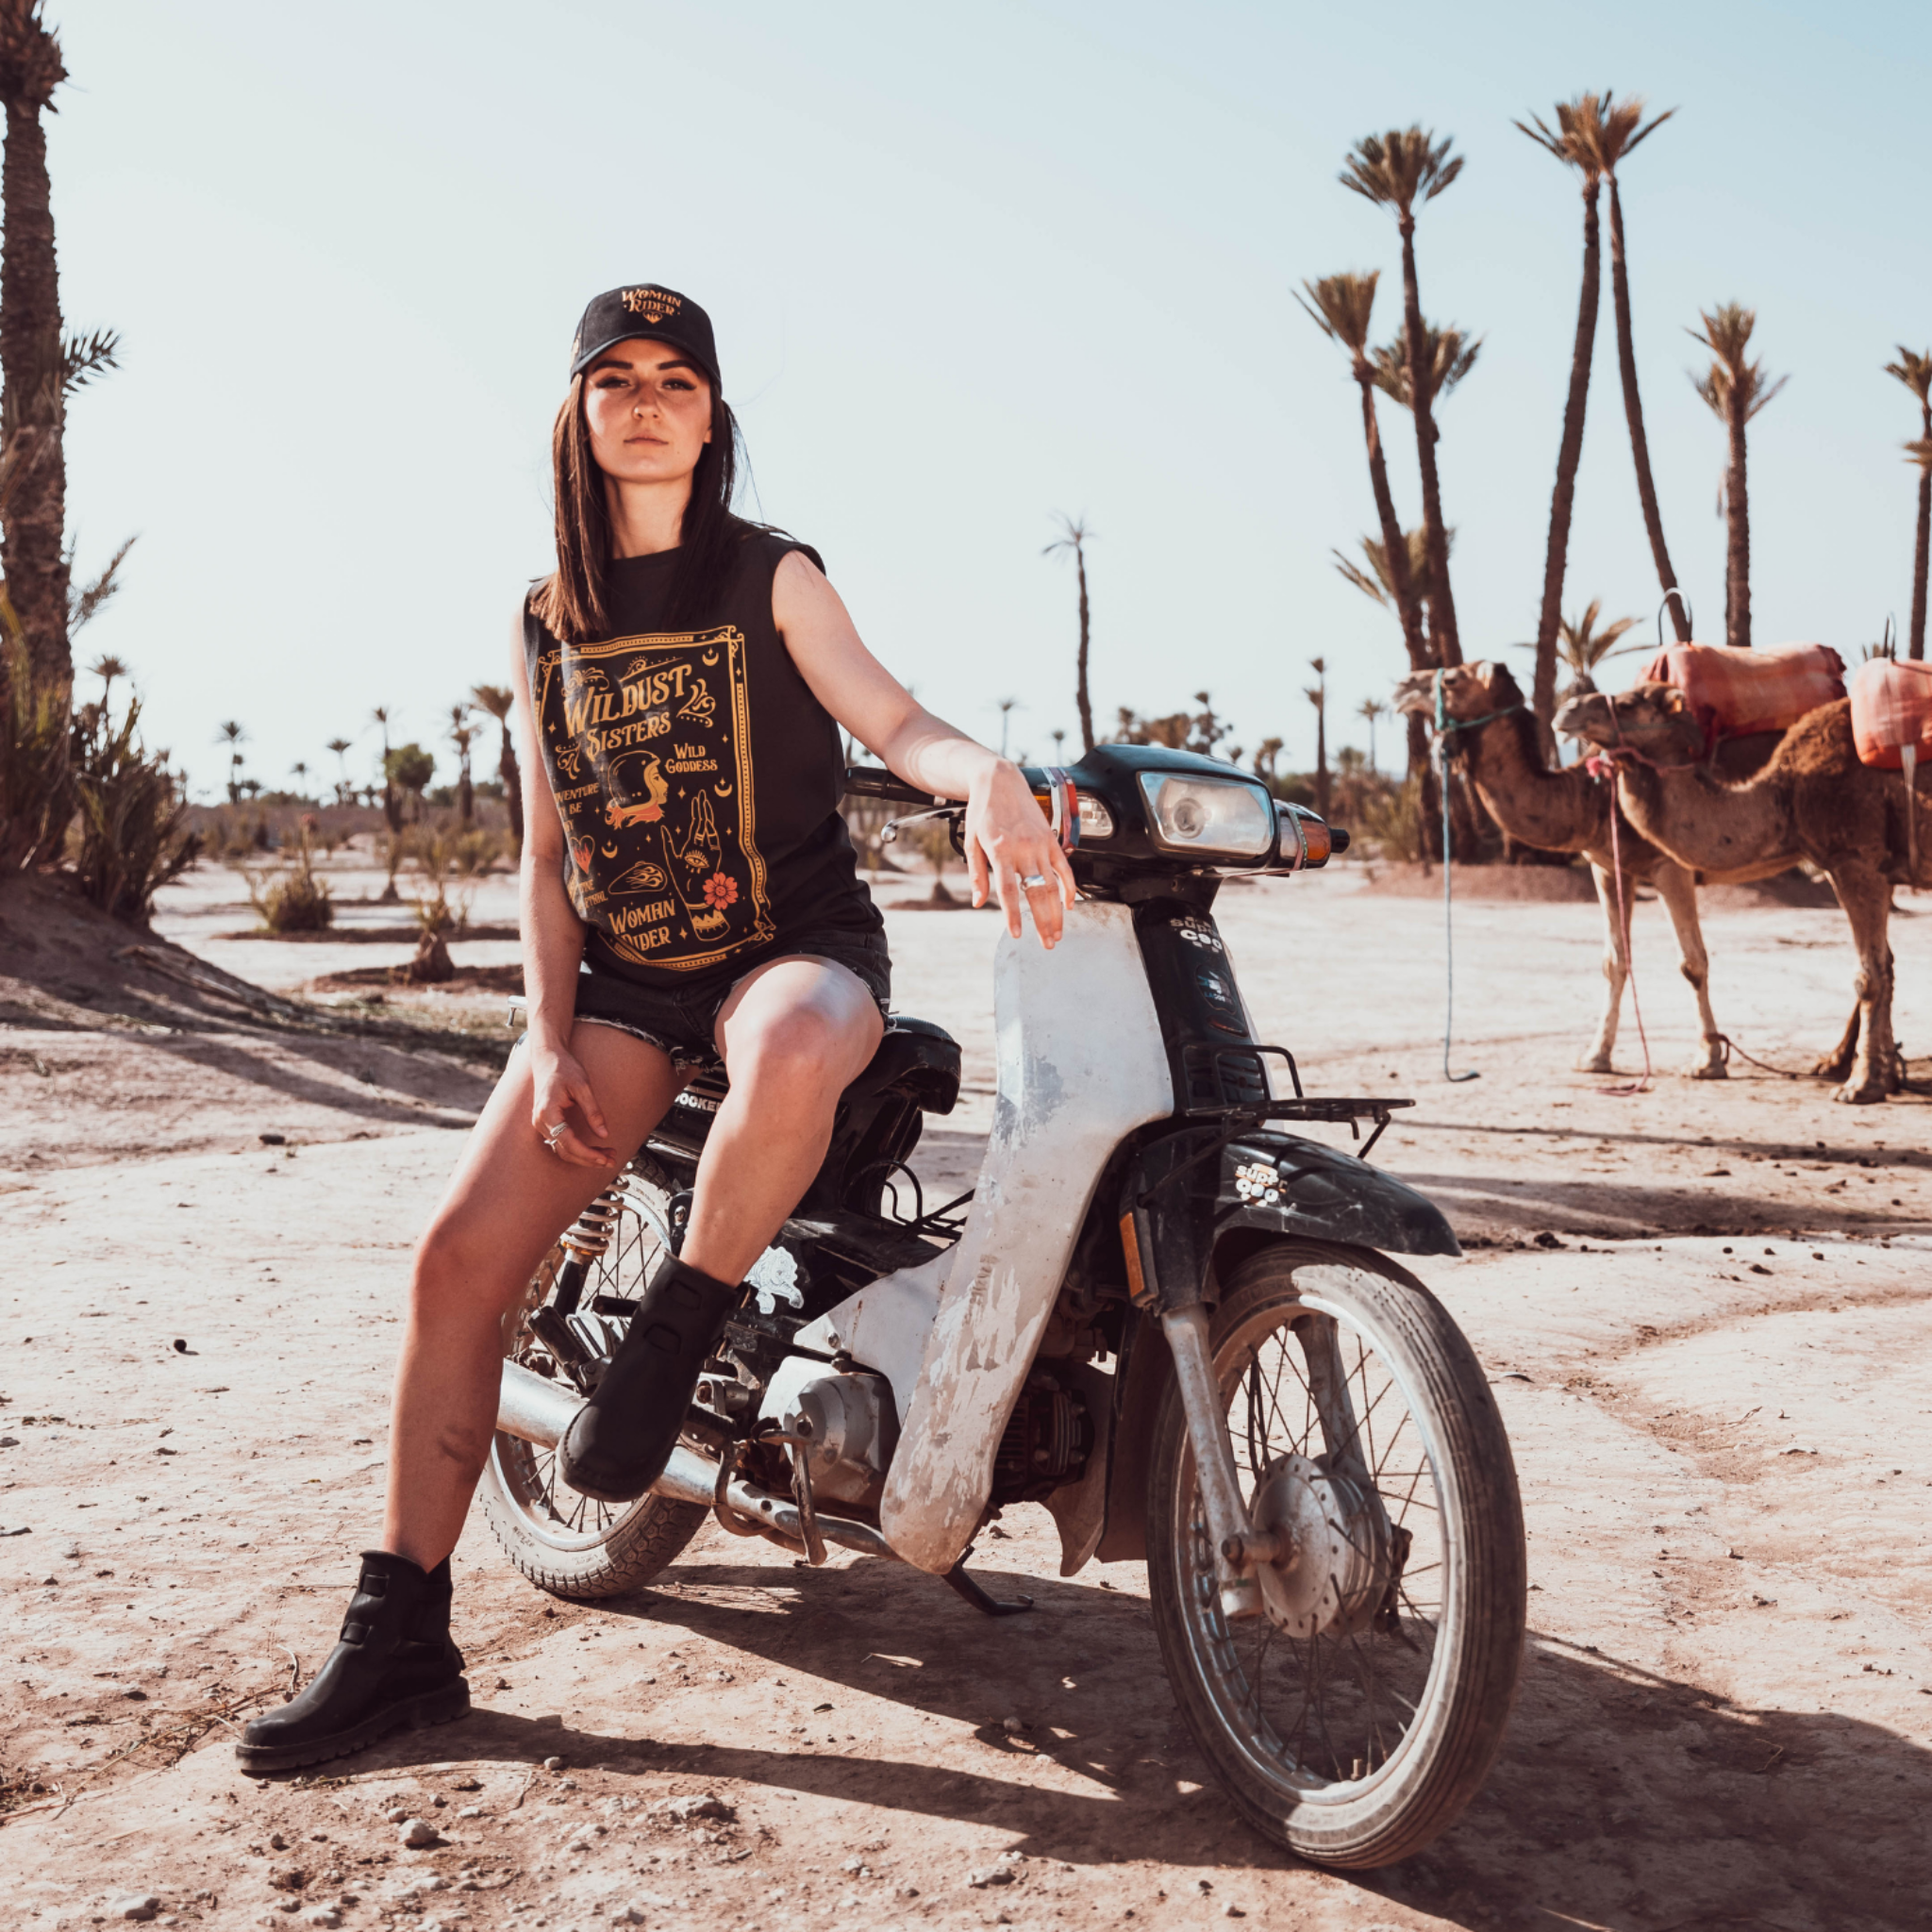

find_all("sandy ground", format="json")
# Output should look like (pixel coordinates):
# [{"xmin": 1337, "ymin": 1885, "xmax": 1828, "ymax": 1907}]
[{"xmin": 2, "ymin": 854, "xmax": 1929, "ymax": 1932}]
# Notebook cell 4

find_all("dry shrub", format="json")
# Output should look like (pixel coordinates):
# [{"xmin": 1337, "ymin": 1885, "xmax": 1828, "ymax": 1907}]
[
  {"xmin": 1356, "ymin": 771, "xmax": 1427, "ymax": 863},
  {"xmin": 69, "ymin": 691, "xmax": 201, "ymax": 924}
]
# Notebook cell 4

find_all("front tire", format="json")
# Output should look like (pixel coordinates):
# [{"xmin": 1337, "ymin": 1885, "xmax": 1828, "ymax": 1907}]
[
  {"xmin": 1147, "ymin": 1241, "xmax": 1525, "ymax": 1869},
  {"xmin": 479, "ymin": 1153, "xmax": 708, "ymax": 1599}
]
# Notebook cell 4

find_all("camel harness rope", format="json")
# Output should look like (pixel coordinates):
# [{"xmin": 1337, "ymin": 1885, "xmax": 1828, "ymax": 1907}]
[{"xmin": 1428, "ymin": 672, "xmax": 1525, "ymax": 1083}]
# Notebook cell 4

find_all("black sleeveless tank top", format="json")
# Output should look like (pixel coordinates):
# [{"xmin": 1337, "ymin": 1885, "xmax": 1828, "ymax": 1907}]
[{"xmin": 523, "ymin": 530, "xmax": 881, "ymax": 985}]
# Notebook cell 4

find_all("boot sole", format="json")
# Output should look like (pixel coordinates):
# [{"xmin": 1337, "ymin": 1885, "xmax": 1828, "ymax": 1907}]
[
  {"xmin": 235, "ymin": 1680, "xmax": 472, "ymax": 1774},
  {"xmin": 557, "ymin": 1407, "xmax": 667, "ymax": 1506}
]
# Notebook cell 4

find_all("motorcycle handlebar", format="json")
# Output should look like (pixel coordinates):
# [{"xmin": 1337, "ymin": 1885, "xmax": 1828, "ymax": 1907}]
[{"xmin": 843, "ymin": 764, "xmax": 941, "ymax": 808}]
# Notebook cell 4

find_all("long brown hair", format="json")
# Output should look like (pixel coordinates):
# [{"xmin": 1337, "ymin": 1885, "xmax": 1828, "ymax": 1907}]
[{"xmin": 530, "ymin": 371, "xmax": 749, "ymax": 642}]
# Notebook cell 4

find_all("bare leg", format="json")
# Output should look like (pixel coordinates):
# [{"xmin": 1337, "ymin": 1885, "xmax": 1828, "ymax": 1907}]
[
  {"xmin": 382, "ymin": 1024, "xmax": 686, "ymax": 1568},
  {"xmin": 683, "ymin": 957, "xmax": 886, "ymax": 1284},
  {"xmin": 1649, "ymin": 860, "xmax": 1725, "ymax": 1078},
  {"xmin": 1578, "ymin": 862, "xmax": 1631, "ymax": 1074},
  {"xmin": 1831, "ymin": 867, "xmax": 1897, "ymax": 1105}
]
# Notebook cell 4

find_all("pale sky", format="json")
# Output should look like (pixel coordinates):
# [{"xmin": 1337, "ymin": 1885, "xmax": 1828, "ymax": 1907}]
[{"xmin": 56, "ymin": 0, "xmax": 1931, "ymax": 800}]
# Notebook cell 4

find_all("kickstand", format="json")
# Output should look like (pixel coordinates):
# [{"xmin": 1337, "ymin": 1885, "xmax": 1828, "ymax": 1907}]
[{"xmin": 941, "ymin": 1544, "xmax": 1034, "ymax": 1618}]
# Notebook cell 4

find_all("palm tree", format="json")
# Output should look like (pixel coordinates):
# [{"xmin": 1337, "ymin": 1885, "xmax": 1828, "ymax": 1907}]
[
  {"xmin": 448, "ymin": 701, "xmax": 475, "ymax": 824},
  {"xmin": 87, "ymin": 651, "xmax": 126, "ymax": 710},
  {"xmin": 1341, "ymin": 127, "xmax": 1466, "ymax": 666},
  {"xmin": 1556, "ymin": 598, "xmax": 1641, "ymax": 689},
  {"xmin": 470, "ymin": 683, "xmax": 523, "ymax": 840},
  {"xmin": 1305, "ymin": 657, "xmax": 1329, "ymax": 821},
  {"xmin": 1296, "ymin": 273, "xmax": 1426, "ymax": 681},
  {"xmin": 1887, "ymin": 348, "xmax": 1932, "ymax": 659},
  {"xmin": 1516, "ymin": 94, "xmax": 1614, "ymax": 740},
  {"xmin": 290, "ymin": 759, "xmax": 310, "ymax": 801},
  {"xmin": 372, "ymin": 703, "xmax": 400, "ymax": 832},
  {"xmin": 1689, "ymin": 304, "xmax": 1787, "ymax": 650},
  {"xmin": 215, "ymin": 719, "xmax": 247, "ymax": 804},
  {"xmin": 1515, "ymin": 598, "xmax": 1641, "ymax": 699},
  {"xmin": 1357, "ymin": 695, "xmax": 1386, "ymax": 773},
  {"xmin": 994, "ymin": 696, "xmax": 1019, "ymax": 759},
  {"xmin": 1585, "ymin": 96, "xmax": 1684, "ymax": 639},
  {"xmin": 1333, "ymin": 525, "xmax": 1444, "ymax": 613},
  {"xmin": 1042, "ymin": 514, "xmax": 1095, "ymax": 754},
  {"xmin": 0, "ymin": 0, "xmax": 73, "ymax": 693},
  {"xmin": 325, "ymin": 735, "xmax": 354, "ymax": 806},
  {"xmin": 1369, "ymin": 321, "xmax": 1481, "ymax": 411}
]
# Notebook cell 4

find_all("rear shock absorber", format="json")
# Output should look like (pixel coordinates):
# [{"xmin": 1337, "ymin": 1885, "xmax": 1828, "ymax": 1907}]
[
  {"xmin": 527, "ymin": 1181, "xmax": 629, "ymax": 1380},
  {"xmin": 552, "ymin": 1184, "xmax": 625, "ymax": 1316}
]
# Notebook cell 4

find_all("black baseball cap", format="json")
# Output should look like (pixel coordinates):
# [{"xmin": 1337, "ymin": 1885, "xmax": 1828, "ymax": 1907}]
[{"xmin": 568, "ymin": 284, "xmax": 720, "ymax": 390}]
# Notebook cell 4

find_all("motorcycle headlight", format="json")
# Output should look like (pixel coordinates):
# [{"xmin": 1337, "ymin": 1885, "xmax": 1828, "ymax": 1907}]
[{"xmin": 1136, "ymin": 772, "xmax": 1275, "ymax": 858}]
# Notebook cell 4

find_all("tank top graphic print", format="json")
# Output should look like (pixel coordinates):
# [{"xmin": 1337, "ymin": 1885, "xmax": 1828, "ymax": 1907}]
[{"xmin": 525, "ymin": 532, "xmax": 879, "ymax": 983}]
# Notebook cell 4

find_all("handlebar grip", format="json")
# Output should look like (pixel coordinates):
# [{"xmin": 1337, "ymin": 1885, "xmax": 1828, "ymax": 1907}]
[
  {"xmin": 843, "ymin": 764, "xmax": 939, "ymax": 808},
  {"xmin": 1329, "ymin": 825, "xmax": 1351, "ymax": 855}
]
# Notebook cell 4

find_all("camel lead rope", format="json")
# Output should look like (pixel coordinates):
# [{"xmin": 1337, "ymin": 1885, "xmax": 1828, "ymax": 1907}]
[{"xmin": 1435, "ymin": 672, "xmax": 1479, "ymax": 1083}]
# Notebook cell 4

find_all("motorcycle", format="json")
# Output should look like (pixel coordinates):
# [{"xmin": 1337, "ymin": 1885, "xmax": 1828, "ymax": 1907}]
[{"xmin": 484, "ymin": 742, "xmax": 1525, "ymax": 1870}]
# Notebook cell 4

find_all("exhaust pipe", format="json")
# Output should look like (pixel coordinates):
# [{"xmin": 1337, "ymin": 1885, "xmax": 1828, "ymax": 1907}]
[{"xmin": 494, "ymin": 1357, "xmax": 894, "ymax": 1562}]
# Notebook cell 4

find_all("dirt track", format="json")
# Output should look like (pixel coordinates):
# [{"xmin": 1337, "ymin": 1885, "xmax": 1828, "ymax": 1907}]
[{"xmin": 2, "ymin": 858, "xmax": 1928, "ymax": 1931}]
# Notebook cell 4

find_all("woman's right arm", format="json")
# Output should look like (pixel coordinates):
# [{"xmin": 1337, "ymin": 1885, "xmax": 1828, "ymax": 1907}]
[{"xmin": 510, "ymin": 606, "xmax": 617, "ymax": 1165}]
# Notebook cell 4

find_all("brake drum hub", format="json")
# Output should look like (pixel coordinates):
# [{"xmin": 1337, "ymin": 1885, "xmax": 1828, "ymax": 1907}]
[{"xmin": 1248, "ymin": 1453, "xmax": 1394, "ymax": 1641}]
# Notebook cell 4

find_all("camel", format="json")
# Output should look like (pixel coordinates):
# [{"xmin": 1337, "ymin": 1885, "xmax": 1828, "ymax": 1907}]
[
  {"xmin": 1391, "ymin": 662, "xmax": 1821, "ymax": 1079},
  {"xmin": 1555, "ymin": 685, "xmax": 1931, "ymax": 1104}
]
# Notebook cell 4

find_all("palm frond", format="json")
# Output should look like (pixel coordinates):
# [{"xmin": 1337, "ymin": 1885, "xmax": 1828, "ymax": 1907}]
[
  {"xmin": 1371, "ymin": 321, "xmax": 1481, "ymax": 409},
  {"xmin": 1340, "ymin": 127, "xmax": 1463, "ymax": 213},
  {"xmin": 1688, "ymin": 303, "xmax": 1785, "ymax": 423},
  {"xmin": 69, "ymin": 534, "xmax": 136, "ymax": 634},
  {"xmin": 1294, "ymin": 272, "xmax": 1379, "ymax": 356},
  {"xmin": 61, "ymin": 327, "xmax": 120, "ymax": 394},
  {"xmin": 1907, "ymin": 438, "xmax": 1932, "ymax": 475},
  {"xmin": 1886, "ymin": 347, "xmax": 1932, "ymax": 408}
]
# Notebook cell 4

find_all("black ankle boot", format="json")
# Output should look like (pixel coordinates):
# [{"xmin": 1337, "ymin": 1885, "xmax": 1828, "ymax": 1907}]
[
  {"xmin": 236, "ymin": 1552, "xmax": 468, "ymax": 1772},
  {"xmin": 558, "ymin": 1254, "xmax": 742, "ymax": 1503}
]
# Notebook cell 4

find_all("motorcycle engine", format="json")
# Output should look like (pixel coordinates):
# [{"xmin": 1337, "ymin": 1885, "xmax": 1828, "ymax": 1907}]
[
  {"xmin": 991, "ymin": 1370, "xmax": 1093, "ymax": 1504},
  {"xmin": 780, "ymin": 1369, "xmax": 898, "ymax": 1507}
]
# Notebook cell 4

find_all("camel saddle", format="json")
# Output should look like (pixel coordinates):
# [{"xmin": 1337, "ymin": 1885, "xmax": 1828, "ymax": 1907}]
[
  {"xmin": 1848, "ymin": 655, "xmax": 1932, "ymax": 770},
  {"xmin": 1638, "ymin": 641, "xmax": 1846, "ymax": 754}
]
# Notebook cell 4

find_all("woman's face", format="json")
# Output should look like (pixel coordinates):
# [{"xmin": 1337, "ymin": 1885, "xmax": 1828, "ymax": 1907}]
[{"xmin": 582, "ymin": 338, "xmax": 713, "ymax": 488}]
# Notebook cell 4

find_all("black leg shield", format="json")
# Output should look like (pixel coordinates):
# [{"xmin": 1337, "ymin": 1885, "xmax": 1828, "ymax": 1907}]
[
  {"xmin": 236, "ymin": 1552, "xmax": 468, "ymax": 1773},
  {"xmin": 558, "ymin": 1255, "xmax": 742, "ymax": 1503}
]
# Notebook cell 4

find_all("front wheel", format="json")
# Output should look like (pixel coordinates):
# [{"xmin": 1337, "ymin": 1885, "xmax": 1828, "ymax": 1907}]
[{"xmin": 1147, "ymin": 1241, "xmax": 1525, "ymax": 1869}]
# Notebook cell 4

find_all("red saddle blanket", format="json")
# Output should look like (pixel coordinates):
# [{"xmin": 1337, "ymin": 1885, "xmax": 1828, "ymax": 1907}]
[
  {"xmin": 1638, "ymin": 641, "xmax": 1846, "ymax": 749},
  {"xmin": 1849, "ymin": 656, "xmax": 1932, "ymax": 770}
]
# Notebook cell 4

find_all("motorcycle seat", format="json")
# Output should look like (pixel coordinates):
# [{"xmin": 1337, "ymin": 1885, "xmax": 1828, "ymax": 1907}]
[{"xmin": 841, "ymin": 1015, "xmax": 961, "ymax": 1116}]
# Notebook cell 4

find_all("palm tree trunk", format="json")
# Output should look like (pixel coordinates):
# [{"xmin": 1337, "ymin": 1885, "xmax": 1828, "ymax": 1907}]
[
  {"xmin": 1912, "ymin": 401, "xmax": 1930, "ymax": 661},
  {"xmin": 1607, "ymin": 178, "xmax": 1689, "ymax": 642},
  {"xmin": 1314, "ymin": 695, "xmax": 1329, "ymax": 821},
  {"xmin": 1074, "ymin": 544, "xmax": 1094, "ymax": 755},
  {"xmin": 499, "ymin": 725, "xmax": 524, "ymax": 841},
  {"xmin": 1397, "ymin": 211, "xmax": 1459, "ymax": 666},
  {"xmin": 1725, "ymin": 388, "xmax": 1751, "ymax": 649},
  {"xmin": 1533, "ymin": 177, "xmax": 1602, "ymax": 741},
  {"xmin": 0, "ymin": 92, "xmax": 67, "ymax": 694},
  {"xmin": 1356, "ymin": 367, "xmax": 1427, "ymax": 675}
]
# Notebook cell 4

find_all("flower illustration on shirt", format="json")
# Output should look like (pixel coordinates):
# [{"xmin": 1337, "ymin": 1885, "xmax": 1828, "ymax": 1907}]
[{"xmin": 702, "ymin": 872, "xmax": 739, "ymax": 910}]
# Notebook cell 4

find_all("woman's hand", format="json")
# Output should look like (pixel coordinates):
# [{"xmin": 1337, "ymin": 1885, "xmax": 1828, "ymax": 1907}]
[
  {"xmin": 965, "ymin": 759, "xmax": 1078, "ymax": 947},
  {"xmin": 528, "ymin": 1038, "xmax": 619, "ymax": 1167}
]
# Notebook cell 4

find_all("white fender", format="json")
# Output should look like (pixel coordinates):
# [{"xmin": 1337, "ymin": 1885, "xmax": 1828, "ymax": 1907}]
[{"xmin": 877, "ymin": 897, "xmax": 1174, "ymax": 1574}]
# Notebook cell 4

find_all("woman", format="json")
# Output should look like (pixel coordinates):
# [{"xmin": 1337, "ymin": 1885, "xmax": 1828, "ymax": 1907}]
[{"xmin": 238, "ymin": 284, "xmax": 1076, "ymax": 1770}]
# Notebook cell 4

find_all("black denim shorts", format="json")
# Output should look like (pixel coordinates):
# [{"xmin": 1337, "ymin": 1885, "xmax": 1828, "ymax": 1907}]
[{"xmin": 571, "ymin": 927, "xmax": 891, "ymax": 1070}]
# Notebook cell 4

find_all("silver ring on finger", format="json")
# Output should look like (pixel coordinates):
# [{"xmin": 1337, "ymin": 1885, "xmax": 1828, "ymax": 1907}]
[{"xmin": 1020, "ymin": 873, "xmax": 1049, "ymax": 889}]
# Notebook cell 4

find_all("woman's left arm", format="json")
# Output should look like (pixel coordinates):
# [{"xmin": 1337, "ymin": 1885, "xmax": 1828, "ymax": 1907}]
[{"xmin": 773, "ymin": 549, "xmax": 1076, "ymax": 947}]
